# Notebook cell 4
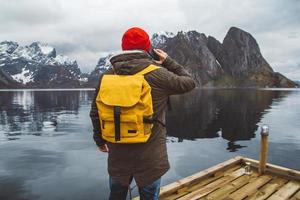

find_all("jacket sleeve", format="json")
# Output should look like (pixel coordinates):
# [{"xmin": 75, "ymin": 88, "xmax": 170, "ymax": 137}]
[
  {"xmin": 89, "ymin": 75, "xmax": 106, "ymax": 147},
  {"xmin": 153, "ymin": 56, "xmax": 196, "ymax": 94}
]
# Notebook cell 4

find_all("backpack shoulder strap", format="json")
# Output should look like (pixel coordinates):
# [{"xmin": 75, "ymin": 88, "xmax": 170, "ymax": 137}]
[{"xmin": 135, "ymin": 64, "xmax": 160, "ymax": 76}]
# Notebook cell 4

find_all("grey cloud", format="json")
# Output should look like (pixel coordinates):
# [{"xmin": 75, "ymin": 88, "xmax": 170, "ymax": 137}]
[
  {"xmin": 242, "ymin": 0, "xmax": 300, "ymax": 34},
  {"xmin": 52, "ymin": 42, "xmax": 79, "ymax": 55},
  {"xmin": 272, "ymin": 61, "xmax": 300, "ymax": 81},
  {"xmin": 178, "ymin": 0, "xmax": 300, "ymax": 39},
  {"xmin": 0, "ymin": 0, "xmax": 64, "ymax": 26}
]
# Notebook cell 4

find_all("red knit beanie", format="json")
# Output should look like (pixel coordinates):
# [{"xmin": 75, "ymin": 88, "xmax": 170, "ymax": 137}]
[{"xmin": 121, "ymin": 27, "xmax": 151, "ymax": 52}]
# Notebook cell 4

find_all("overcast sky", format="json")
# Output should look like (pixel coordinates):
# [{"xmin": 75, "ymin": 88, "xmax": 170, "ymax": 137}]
[{"xmin": 0, "ymin": 0, "xmax": 299, "ymax": 80}]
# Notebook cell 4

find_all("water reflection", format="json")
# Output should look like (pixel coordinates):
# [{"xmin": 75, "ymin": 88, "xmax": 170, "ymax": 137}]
[
  {"xmin": 0, "ymin": 90, "xmax": 94, "ymax": 140},
  {"xmin": 0, "ymin": 89, "xmax": 291, "ymax": 151},
  {"xmin": 0, "ymin": 89, "xmax": 299, "ymax": 200},
  {"xmin": 166, "ymin": 89, "xmax": 290, "ymax": 151}
]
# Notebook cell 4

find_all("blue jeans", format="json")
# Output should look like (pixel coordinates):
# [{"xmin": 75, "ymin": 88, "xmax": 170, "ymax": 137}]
[{"xmin": 109, "ymin": 176, "xmax": 161, "ymax": 200}]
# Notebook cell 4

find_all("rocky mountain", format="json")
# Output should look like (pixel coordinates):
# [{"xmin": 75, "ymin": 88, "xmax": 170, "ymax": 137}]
[
  {"xmin": 0, "ymin": 41, "xmax": 83, "ymax": 88},
  {"xmin": 1, "ymin": 27, "xmax": 296, "ymax": 89},
  {"xmin": 207, "ymin": 27, "xmax": 295, "ymax": 87},
  {"xmin": 152, "ymin": 31, "xmax": 224, "ymax": 86},
  {"xmin": 0, "ymin": 68, "xmax": 21, "ymax": 88},
  {"xmin": 90, "ymin": 27, "xmax": 295, "ymax": 88},
  {"xmin": 85, "ymin": 54, "xmax": 112, "ymax": 87}
]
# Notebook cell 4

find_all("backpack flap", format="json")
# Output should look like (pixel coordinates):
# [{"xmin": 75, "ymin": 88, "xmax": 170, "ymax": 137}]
[{"xmin": 99, "ymin": 75, "xmax": 144, "ymax": 107}]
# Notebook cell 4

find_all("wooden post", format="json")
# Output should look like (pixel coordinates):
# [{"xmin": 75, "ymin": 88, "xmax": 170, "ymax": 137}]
[{"xmin": 259, "ymin": 125, "xmax": 269, "ymax": 175}]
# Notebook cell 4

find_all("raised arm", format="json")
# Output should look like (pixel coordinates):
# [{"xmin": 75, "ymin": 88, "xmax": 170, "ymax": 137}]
[{"xmin": 152, "ymin": 49, "xmax": 196, "ymax": 94}]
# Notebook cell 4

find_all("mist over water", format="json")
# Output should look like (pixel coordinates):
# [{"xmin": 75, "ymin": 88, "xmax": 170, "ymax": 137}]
[{"xmin": 0, "ymin": 89, "xmax": 299, "ymax": 199}]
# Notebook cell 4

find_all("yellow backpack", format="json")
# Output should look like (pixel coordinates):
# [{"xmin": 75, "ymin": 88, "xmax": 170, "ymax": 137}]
[{"xmin": 96, "ymin": 64, "xmax": 160, "ymax": 143}]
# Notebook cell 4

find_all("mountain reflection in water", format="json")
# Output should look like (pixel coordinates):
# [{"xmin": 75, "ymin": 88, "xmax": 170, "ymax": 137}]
[
  {"xmin": 0, "ymin": 90, "xmax": 89, "ymax": 139},
  {"xmin": 167, "ymin": 89, "xmax": 290, "ymax": 151},
  {"xmin": 0, "ymin": 89, "xmax": 291, "ymax": 151}
]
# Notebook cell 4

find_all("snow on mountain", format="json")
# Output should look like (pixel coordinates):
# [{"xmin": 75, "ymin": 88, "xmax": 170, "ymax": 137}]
[
  {"xmin": 0, "ymin": 41, "xmax": 81, "ymax": 87},
  {"xmin": 79, "ymin": 77, "xmax": 88, "ymax": 82},
  {"xmin": 38, "ymin": 43, "xmax": 54, "ymax": 55},
  {"xmin": 151, "ymin": 31, "xmax": 175, "ymax": 47},
  {"xmin": 86, "ymin": 54, "xmax": 113, "ymax": 85},
  {"xmin": 13, "ymin": 46, "xmax": 32, "ymax": 60},
  {"xmin": 96, "ymin": 54, "xmax": 113, "ymax": 71},
  {"xmin": 0, "ymin": 41, "xmax": 77, "ymax": 67},
  {"xmin": 11, "ymin": 68, "xmax": 34, "ymax": 84},
  {"xmin": 55, "ymin": 54, "xmax": 75, "ymax": 65}
]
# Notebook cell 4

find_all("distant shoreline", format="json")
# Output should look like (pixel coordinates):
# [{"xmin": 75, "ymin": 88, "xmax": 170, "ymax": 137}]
[
  {"xmin": 0, "ymin": 87, "xmax": 300, "ymax": 92},
  {"xmin": 0, "ymin": 88, "xmax": 95, "ymax": 91}
]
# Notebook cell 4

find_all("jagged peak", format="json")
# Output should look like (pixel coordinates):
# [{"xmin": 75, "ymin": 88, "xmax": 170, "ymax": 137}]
[
  {"xmin": 0, "ymin": 40, "xmax": 18, "ymax": 46},
  {"xmin": 208, "ymin": 35, "xmax": 217, "ymax": 41},
  {"xmin": 55, "ymin": 54, "xmax": 76, "ymax": 65},
  {"xmin": 228, "ymin": 26, "xmax": 243, "ymax": 32},
  {"xmin": 224, "ymin": 27, "xmax": 253, "ymax": 42},
  {"xmin": 186, "ymin": 30, "xmax": 203, "ymax": 37},
  {"xmin": 29, "ymin": 41, "xmax": 56, "ymax": 56},
  {"xmin": 152, "ymin": 30, "xmax": 209, "ymax": 48},
  {"xmin": 0, "ymin": 40, "xmax": 19, "ymax": 54},
  {"xmin": 152, "ymin": 31, "xmax": 175, "ymax": 47},
  {"xmin": 155, "ymin": 31, "xmax": 175, "ymax": 38},
  {"xmin": 96, "ymin": 53, "xmax": 113, "ymax": 71}
]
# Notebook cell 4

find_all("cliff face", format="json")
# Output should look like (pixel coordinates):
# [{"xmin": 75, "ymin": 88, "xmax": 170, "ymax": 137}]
[
  {"xmin": 208, "ymin": 27, "xmax": 273, "ymax": 76},
  {"xmin": 207, "ymin": 27, "xmax": 295, "ymax": 87},
  {"xmin": 152, "ymin": 31, "xmax": 223, "ymax": 87},
  {"xmin": 152, "ymin": 27, "xmax": 296, "ymax": 88}
]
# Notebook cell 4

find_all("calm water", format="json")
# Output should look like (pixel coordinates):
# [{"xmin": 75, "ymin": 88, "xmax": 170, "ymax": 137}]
[{"xmin": 0, "ymin": 89, "xmax": 299, "ymax": 200}]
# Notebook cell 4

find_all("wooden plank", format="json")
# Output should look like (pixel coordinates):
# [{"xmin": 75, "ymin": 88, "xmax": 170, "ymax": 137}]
[
  {"xmin": 242, "ymin": 158, "xmax": 300, "ymax": 181},
  {"xmin": 200, "ymin": 172, "xmax": 259, "ymax": 200},
  {"xmin": 187, "ymin": 165, "xmax": 242, "ymax": 192},
  {"xmin": 267, "ymin": 181, "xmax": 300, "ymax": 200},
  {"xmin": 162, "ymin": 191, "xmax": 188, "ymax": 200},
  {"xmin": 226, "ymin": 174, "xmax": 272, "ymax": 200},
  {"xmin": 159, "ymin": 156, "xmax": 243, "ymax": 198},
  {"xmin": 161, "ymin": 187, "xmax": 189, "ymax": 200},
  {"xmin": 176, "ymin": 167, "xmax": 245, "ymax": 200},
  {"xmin": 246, "ymin": 177, "xmax": 288, "ymax": 200},
  {"xmin": 160, "ymin": 165, "xmax": 242, "ymax": 200},
  {"xmin": 290, "ymin": 190, "xmax": 300, "ymax": 200}
]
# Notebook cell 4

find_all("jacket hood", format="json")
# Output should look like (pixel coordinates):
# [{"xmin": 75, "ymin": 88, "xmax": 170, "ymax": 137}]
[{"xmin": 109, "ymin": 50, "xmax": 154, "ymax": 75}]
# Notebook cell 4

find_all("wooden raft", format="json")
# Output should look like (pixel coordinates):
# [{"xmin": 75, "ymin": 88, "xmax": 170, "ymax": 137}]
[
  {"xmin": 133, "ymin": 156, "xmax": 300, "ymax": 200},
  {"xmin": 133, "ymin": 126, "xmax": 300, "ymax": 200}
]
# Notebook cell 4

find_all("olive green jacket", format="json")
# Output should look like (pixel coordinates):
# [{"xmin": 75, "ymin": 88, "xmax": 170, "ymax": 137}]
[{"xmin": 90, "ymin": 50, "xmax": 196, "ymax": 187}]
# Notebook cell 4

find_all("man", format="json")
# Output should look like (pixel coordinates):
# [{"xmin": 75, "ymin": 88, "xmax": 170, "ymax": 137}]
[{"xmin": 90, "ymin": 27, "xmax": 196, "ymax": 200}]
